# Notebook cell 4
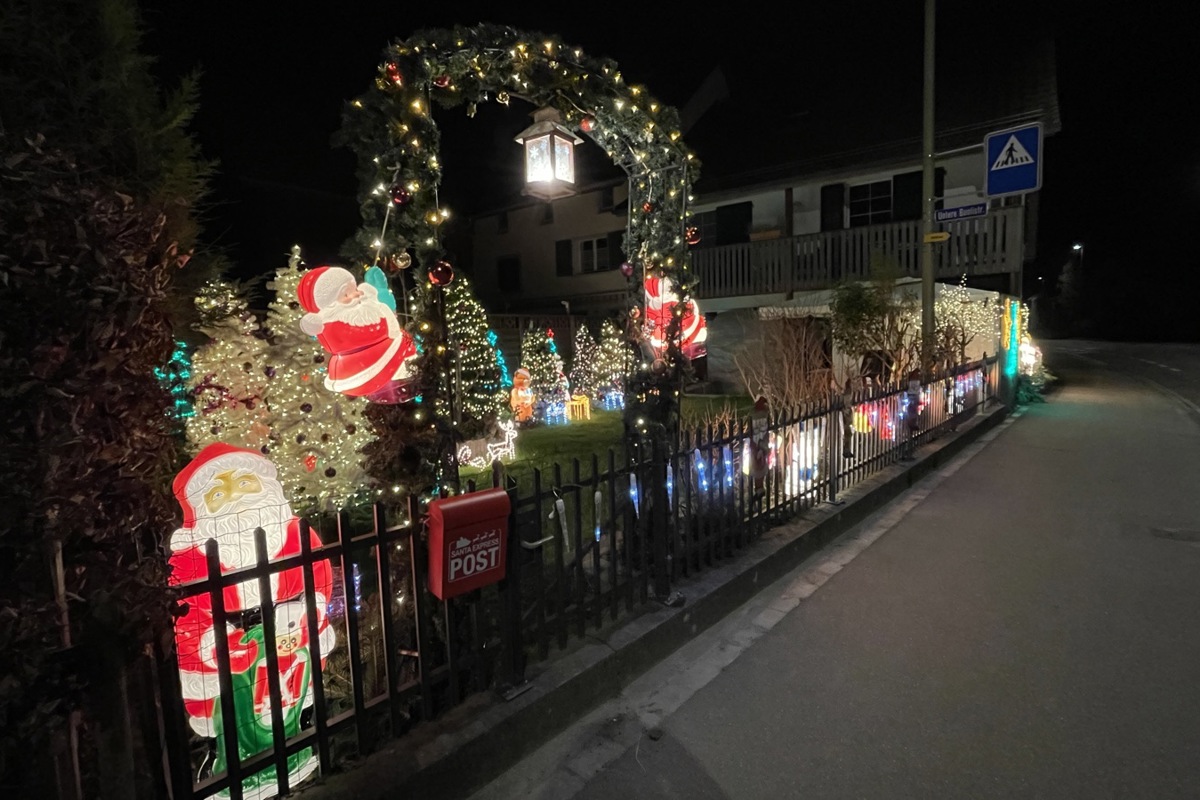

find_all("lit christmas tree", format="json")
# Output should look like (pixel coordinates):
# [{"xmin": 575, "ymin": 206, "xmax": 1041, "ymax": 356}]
[
  {"xmin": 596, "ymin": 317, "xmax": 632, "ymax": 409},
  {"xmin": 520, "ymin": 326, "xmax": 567, "ymax": 424},
  {"xmin": 155, "ymin": 339, "xmax": 195, "ymax": 428},
  {"xmin": 262, "ymin": 248, "xmax": 377, "ymax": 513},
  {"xmin": 185, "ymin": 278, "xmax": 271, "ymax": 453},
  {"xmin": 442, "ymin": 275, "xmax": 504, "ymax": 437},
  {"xmin": 569, "ymin": 323, "xmax": 599, "ymax": 402},
  {"xmin": 490, "ymin": 329, "xmax": 513, "ymax": 388}
]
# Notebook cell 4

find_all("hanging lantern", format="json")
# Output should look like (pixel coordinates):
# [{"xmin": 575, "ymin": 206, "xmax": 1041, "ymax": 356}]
[{"xmin": 513, "ymin": 106, "xmax": 583, "ymax": 201}]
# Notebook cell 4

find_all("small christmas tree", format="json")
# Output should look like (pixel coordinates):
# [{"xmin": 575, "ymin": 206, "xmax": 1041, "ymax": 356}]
[
  {"xmin": 520, "ymin": 326, "xmax": 567, "ymax": 424},
  {"xmin": 596, "ymin": 317, "xmax": 632, "ymax": 409},
  {"xmin": 569, "ymin": 323, "xmax": 599, "ymax": 402},
  {"xmin": 185, "ymin": 278, "xmax": 271, "ymax": 452},
  {"xmin": 262, "ymin": 248, "xmax": 377, "ymax": 513},
  {"xmin": 442, "ymin": 275, "xmax": 503, "ymax": 437},
  {"xmin": 155, "ymin": 339, "xmax": 195, "ymax": 430}
]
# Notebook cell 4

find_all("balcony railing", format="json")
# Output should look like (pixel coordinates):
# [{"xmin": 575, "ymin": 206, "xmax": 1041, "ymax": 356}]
[{"xmin": 691, "ymin": 206, "xmax": 1024, "ymax": 300}]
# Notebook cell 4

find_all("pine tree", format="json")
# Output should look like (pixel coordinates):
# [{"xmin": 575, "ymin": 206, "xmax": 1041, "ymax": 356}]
[
  {"xmin": 596, "ymin": 317, "xmax": 633, "ymax": 407},
  {"xmin": 184, "ymin": 278, "xmax": 271, "ymax": 452},
  {"xmin": 442, "ymin": 275, "xmax": 503, "ymax": 437},
  {"xmin": 520, "ymin": 326, "xmax": 567, "ymax": 423},
  {"xmin": 262, "ymin": 249, "xmax": 377, "ymax": 513},
  {"xmin": 569, "ymin": 323, "xmax": 600, "ymax": 402}
]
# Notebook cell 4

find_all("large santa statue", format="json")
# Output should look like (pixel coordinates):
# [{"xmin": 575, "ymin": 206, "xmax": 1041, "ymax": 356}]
[
  {"xmin": 297, "ymin": 265, "xmax": 418, "ymax": 402},
  {"xmin": 169, "ymin": 443, "xmax": 337, "ymax": 798},
  {"xmin": 644, "ymin": 275, "xmax": 707, "ymax": 361}
]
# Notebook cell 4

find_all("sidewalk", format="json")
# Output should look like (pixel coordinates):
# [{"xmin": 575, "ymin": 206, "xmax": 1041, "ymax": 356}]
[{"xmin": 295, "ymin": 401, "xmax": 1011, "ymax": 800}]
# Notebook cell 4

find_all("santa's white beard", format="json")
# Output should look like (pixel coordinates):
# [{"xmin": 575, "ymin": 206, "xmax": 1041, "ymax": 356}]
[
  {"xmin": 174, "ymin": 480, "xmax": 292, "ymax": 569},
  {"xmin": 321, "ymin": 287, "xmax": 390, "ymax": 328}
]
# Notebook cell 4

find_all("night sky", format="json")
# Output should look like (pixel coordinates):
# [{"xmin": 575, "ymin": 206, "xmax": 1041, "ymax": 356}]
[{"xmin": 143, "ymin": 1, "xmax": 1199, "ymax": 340}]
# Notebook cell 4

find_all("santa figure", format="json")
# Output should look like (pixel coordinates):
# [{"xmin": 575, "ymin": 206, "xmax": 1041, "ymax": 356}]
[
  {"xmin": 169, "ymin": 443, "xmax": 337, "ymax": 798},
  {"xmin": 644, "ymin": 275, "xmax": 707, "ymax": 361},
  {"xmin": 297, "ymin": 265, "xmax": 418, "ymax": 402}
]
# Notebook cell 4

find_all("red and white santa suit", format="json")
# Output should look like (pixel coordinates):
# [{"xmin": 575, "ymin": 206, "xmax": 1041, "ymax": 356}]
[
  {"xmin": 644, "ymin": 275, "xmax": 707, "ymax": 360},
  {"xmin": 168, "ymin": 443, "xmax": 337, "ymax": 737},
  {"xmin": 296, "ymin": 265, "xmax": 418, "ymax": 399}
]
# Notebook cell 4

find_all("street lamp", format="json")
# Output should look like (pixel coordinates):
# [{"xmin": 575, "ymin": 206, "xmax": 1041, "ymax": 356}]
[
  {"xmin": 1072, "ymin": 242, "xmax": 1084, "ymax": 266},
  {"xmin": 514, "ymin": 106, "xmax": 583, "ymax": 201}
]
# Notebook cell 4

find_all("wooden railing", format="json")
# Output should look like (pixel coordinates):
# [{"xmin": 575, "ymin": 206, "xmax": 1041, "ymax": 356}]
[{"xmin": 690, "ymin": 206, "xmax": 1025, "ymax": 300}]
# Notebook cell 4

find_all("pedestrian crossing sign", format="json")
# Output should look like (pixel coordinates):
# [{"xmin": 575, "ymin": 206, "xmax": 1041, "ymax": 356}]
[{"xmin": 985, "ymin": 122, "xmax": 1042, "ymax": 198}]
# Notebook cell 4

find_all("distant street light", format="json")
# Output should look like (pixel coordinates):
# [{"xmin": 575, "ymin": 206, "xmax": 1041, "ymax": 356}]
[{"xmin": 1072, "ymin": 242, "xmax": 1085, "ymax": 270}]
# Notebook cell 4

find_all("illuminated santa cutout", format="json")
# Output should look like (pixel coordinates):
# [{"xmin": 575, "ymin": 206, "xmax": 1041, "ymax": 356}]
[
  {"xmin": 644, "ymin": 275, "xmax": 707, "ymax": 361},
  {"xmin": 169, "ymin": 443, "xmax": 338, "ymax": 799},
  {"xmin": 297, "ymin": 266, "xmax": 418, "ymax": 403}
]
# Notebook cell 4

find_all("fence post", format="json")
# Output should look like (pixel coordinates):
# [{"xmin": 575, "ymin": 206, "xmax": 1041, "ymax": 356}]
[
  {"xmin": 650, "ymin": 435, "xmax": 672, "ymax": 602},
  {"xmin": 495, "ymin": 477, "xmax": 528, "ymax": 696},
  {"xmin": 828, "ymin": 395, "xmax": 841, "ymax": 505}
]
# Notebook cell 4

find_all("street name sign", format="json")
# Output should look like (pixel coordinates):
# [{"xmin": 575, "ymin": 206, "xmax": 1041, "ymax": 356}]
[
  {"xmin": 935, "ymin": 202, "xmax": 988, "ymax": 223},
  {"xmin": 985, "ymin": 122, "xmax": 1042, "ymax": 198}
]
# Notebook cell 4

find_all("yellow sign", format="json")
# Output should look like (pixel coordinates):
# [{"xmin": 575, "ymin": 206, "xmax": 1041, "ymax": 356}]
[{"xmin": 923, "ymin": 231, "xmax": 951, "ymax": 243}]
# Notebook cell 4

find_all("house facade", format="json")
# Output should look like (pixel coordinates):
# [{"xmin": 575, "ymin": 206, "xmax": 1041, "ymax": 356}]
[{"xmin": 461, "ymin": 9, "xmax": 1058, "ymax": 387}]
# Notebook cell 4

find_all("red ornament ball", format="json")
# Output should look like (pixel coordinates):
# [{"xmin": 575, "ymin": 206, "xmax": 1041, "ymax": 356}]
[
  {"xmin": 579, "ymin": 114, "xmax": 597, "ymax": 132},
  {"xmin": 433, "ymin": 74, "xmax": 451, "ymax": 88},
  {"xmin": 385, "ymin": 62, "xmax": 403, "ymax": 86},
  {"xmin": 390, "ymin": 185, "xmax": 412, "ymax": 206},
  {"xmin": 303, "ymin": 454, "xmax": 317, "ymax": 473},
  {"xmin": 686, "ymin": 226, "xmax": 702, "ymax": 246},
  {"xmin": 619, "ymin": 261, "xmax": 634, "ymax": 278},
  {"xmin": 642, "ymin": 201, "xmax": 655, "ymax": 214},
  {"xmin": 428, "ymin": 260, "xmax": 455, "ymax": 286}
]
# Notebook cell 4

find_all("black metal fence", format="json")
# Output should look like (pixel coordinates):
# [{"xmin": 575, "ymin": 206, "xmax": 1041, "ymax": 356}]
[{"xmin": 157, "ymin": 357, "xmax": 998, "ymax": 800}]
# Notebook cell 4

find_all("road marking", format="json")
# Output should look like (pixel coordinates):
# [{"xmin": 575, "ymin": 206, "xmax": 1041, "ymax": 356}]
[{"xmin": 1139, "ymin": 358, "xmax": 1183, "ymax": 373}]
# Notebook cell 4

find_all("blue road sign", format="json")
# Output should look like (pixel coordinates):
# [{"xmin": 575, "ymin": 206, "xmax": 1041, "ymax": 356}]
[
  {"xmin": 935, "ymin": 202, "xmax": 988, "ymax": 223},
  {"xmin": 985, "ymin": 123, "xmax": 1042, "ymax": 198}
]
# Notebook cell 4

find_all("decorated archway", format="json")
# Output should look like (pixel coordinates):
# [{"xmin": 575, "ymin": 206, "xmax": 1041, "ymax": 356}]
[{"xmin": 336, "ymin": 23, "xmax": 701, "ymax": 492}]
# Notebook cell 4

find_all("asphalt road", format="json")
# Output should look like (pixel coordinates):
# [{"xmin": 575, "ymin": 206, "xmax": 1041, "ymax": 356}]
[{"xmin": 469, "ymin": 340, "xmax": 1200, "ymax": 800}]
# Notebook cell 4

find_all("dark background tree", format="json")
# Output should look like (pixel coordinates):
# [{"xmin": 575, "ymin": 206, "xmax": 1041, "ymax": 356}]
[{"xmin": 1, "ymin": 0, "xmax": 219, "ymax": 794}]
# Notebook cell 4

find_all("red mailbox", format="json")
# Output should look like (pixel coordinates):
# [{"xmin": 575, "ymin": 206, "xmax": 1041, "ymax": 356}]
[{"xmin": 427, "ymin": 488, "xmax": 511, "ymax": 600}]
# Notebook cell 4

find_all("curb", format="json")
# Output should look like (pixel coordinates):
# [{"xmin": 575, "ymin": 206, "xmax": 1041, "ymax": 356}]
[{"xmin": 298, "ymin": 402, "xmax": 1012, "ymax": 800}]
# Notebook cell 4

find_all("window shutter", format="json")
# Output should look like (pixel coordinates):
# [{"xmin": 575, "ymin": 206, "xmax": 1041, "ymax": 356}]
[
  {"xmin": 820, "ymin": 183, "xmax": 845, "ymax": 231},
  {"xmin": 715, "ymin": 201, "xmax": 752, "ymax": 245},
  {"xmin": 605, "ymin": 231, "xmax": 625, "ymax": 269},
  {"xmin": 891, "ymin": 171, "xmax": 922, "ymax": 221},
  {"xmin": 555, "ymin": 239, "xmax": 573, "ymax": 276},
  {"xmin": 498, "ymin": 256, "xmax": 521, "ymax": 292}
]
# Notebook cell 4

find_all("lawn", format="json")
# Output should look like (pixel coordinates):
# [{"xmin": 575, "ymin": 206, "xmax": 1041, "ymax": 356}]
[{"xmin": 461, "ymin": 394, "xmax": 755, "ymax": 491}]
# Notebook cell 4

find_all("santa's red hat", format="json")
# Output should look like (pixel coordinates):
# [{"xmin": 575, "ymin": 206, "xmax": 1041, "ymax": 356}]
[
  {"xmin": 297, "ymin": 266, "xmax": 354, "ymax": 314},
  {"xmin": 644, "ymin": 275, "xmax": 674, "ymax": 309},
  {"xmin": 172, "ymin": 443, "xmax": 278, "ymax": 529}
]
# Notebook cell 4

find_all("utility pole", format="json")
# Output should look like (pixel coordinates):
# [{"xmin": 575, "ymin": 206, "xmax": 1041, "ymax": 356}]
[{"xmin": 920, "ymin": 0, "xmax": 936, "ymax": 375}]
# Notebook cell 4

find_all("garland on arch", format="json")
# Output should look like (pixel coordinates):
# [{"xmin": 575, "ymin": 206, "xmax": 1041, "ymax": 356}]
[{"xmin": 335, "ymin": 23, "xmax": 702, "ymax": 498}]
